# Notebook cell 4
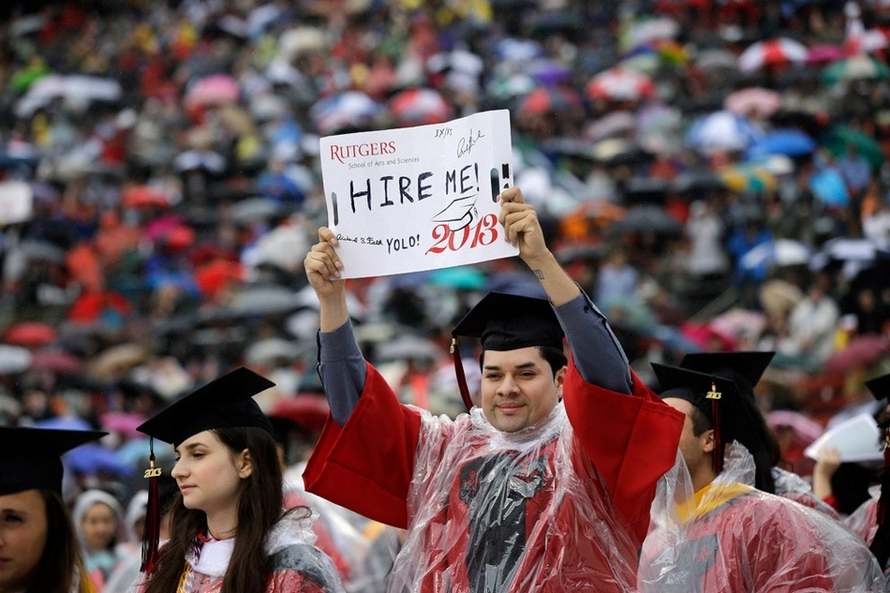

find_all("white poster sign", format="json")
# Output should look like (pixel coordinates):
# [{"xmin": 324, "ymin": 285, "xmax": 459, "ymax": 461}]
[
  {"xmin": 319, "ymin": 110, "xmax": 517, "ymax": 278},
  {"xmin": 804, "ymin": 414, "xmax": 883, "ymax": 463}
]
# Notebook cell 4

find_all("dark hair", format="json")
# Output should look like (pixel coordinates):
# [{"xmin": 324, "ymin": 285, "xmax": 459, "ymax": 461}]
[
  {"xmin": 479, "ymin": 346, "xmax": 568, "ymax": 378},
  {"xmin": 25, "ymin": 490, "xmax": 89, "ymax": 593},
  {"xmin": 689, "ymin": 406, "xmax": 777, "ymax": 493},
  {"xmin": 143, "ymin": 427, "xmax": 290, "ymax": 593}
]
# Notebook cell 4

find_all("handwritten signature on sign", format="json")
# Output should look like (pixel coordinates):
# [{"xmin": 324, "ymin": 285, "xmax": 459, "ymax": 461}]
[
  {"xmin": 457, "ymin": 129, "xmax": 486, "ymax": 159},
  {"xmin": 336, "ymin": 233, "xmax": 383, "ymax": 246}
]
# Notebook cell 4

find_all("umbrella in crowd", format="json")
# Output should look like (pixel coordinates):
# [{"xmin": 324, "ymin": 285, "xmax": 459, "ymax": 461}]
[
  {"xmin": 390, "ymin": 88, "xmax": 453, "ymax": 126},
  {"xmin": 738, "ymin": 38, "xmax": 808, "ymax": 72},
  {"xmin": 586, "ymin": 67, "xmax": 655, "ymax": 102},
  {"xmin": 311, "ymin": 92, "xmax": 382, "ymax": 135},
  {"xmin": 686, "ymin": 111, "xmax": 762, "ymax": 153}
]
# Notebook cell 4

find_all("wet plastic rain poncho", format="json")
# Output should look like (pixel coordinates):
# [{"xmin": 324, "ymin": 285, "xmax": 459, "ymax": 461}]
[
  {"xmin": 304, "ymin": 358, "xmax": 683, "ymax": 593},
  {"xmin": 847, "ymin": 493, "xmax": 879, "ymax": 545},
  {"xmin": 639, "ymin": 442, "xmax": 886, "ymax": 593},
  {"xmin": 772, "ymin": 466, "xmax": 841, "ymax": 519}
]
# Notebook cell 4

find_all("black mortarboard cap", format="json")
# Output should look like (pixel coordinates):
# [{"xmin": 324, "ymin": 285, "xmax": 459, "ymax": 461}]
[
  {"xmin": 451, "ymin": 292, "xmax": 564, "ymax": 352},
  {"xmin": 450, "ymin": 292, "xmax": 565, "ymax": 410},
  {"xmin": 0, "ymin": 427, "xmax": 107, "ymax": 495},
  {"xmin": 136, "ymin": 367, "xmax": 275, "ymax": 445},
  {"xmin": 680, "ymin": 351, "xmax": 775, "ymax": 391},
  {"xmin": 654, "ymin": 362, "xmax": 779, "ymax": 485},
  {"xmin": 866, "ymin": 373, "xmax": 890, "ymax": 402}
]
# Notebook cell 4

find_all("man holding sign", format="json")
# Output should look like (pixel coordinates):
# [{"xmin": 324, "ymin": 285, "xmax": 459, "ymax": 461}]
[{"xmin": 302, "ymin": 187, "xmax": 684, "ymax": 593}]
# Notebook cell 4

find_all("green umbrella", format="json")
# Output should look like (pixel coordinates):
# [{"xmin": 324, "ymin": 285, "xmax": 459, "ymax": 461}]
[
  {"xmin": 821, "ymin": 55, "xmax": 890, "ymax": 86},
  {"xmin": 822, "ymin": 126, "xmax": 885, "ymax": 170},
  {"xmin": 430, "ymin": 266, "xmax": 486, "ymax": 291}
]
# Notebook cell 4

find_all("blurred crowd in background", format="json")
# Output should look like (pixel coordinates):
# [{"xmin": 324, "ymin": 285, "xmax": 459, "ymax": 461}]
[{"xmin": 2, "ymin": 0, "xmax": 890, "ymax": 590}]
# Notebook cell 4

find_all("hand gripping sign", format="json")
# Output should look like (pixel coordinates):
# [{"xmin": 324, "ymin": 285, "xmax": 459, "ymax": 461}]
[{"xmin": 319, "ymin": 110, "xmax": 518, "ymax": 279}]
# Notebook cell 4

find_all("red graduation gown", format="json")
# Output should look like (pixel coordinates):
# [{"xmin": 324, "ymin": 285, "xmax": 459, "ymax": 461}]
[
  {"xmin": 304, "ymin": 356, "xmax": 682, "ymax": 593},
  {"xmin": 639, "ymin": 467, "xmax": 885, "ymax": 592}
]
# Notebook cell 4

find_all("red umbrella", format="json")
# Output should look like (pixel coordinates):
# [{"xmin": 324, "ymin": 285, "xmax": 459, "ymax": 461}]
[
  {"xmin": 269, "ymin": 396, "xmax": 330, "ymax": 434},
  {"xmin": 518, "ymin": 86, "xmax": 582, "ymax": 116},
  {"xmin": 121, "ymin": 185, "xmax": 171, "ymax": 209},
  {"xmin": 586, "ymin": 68, "xmax": 654, "ymax": 102},
  {"xmin": 69, "ymin": 291, "xmax": 131, "ymax": 323},
  {"xmin": 824, "ymin": 335, "xmax": 889, "ymax": 374},
  {"xmin": 30, "ymin": 349, "xmax": 82, "ymax": 374},
  {"xmin": 389, "ymin": 88, "xmax": 453, "ymax": 126},
  {"xmin": 196, "ymin": 259, "xmax": 244, "ymax": 299},
  {"xmin": 807, "ymin": 44, "xmax": 845, "ymax": 65},
  {"xmin": 5, "ymin": 322, "xmax": 57, "ymax": 347}
]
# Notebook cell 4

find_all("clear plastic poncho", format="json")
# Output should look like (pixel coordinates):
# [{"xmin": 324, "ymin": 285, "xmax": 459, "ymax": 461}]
[
  {"xmin": 386, "ymin": 402, "xmax": 640, "ymax": 593},
  {"xmin": 846, "ymin": 492, "xmax": 880, "ymax": 546},
  {"xmin": 772, "ymin": 466, "xmax": 840, "ymax": 518},
  {"xmin": 639, "ymin": 442, "xmax": 885, "ymax": 593}
]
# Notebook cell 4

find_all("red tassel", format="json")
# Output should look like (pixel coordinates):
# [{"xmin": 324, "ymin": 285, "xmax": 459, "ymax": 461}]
[
  {"xmin": 141, "ymin": 442, "xmax": 162, "ymax": 573},
  {"xmin": 711, "ymin": 398, "xmax": 723, "ymax": 475},
  {"xmin": 451, "ymin": 338, "xmax": 474, "ymax": 411}
]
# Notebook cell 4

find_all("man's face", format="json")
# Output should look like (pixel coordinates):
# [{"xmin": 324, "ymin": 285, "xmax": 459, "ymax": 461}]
[
  {"xmin": 663, "ymin": 398, "xmax": 713, "ymax": 474},
  {"xmin": 480, "ymin": 347, "xmax": 564, "ymax": 433}
]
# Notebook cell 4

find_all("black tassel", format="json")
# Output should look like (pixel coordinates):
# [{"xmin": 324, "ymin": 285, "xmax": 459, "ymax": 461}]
[{"xmin": 141, "ymin": 438, "xmax": 162, "ymax": 573}]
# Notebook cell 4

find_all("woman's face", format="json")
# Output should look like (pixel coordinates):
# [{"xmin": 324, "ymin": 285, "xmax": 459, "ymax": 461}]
[
  {"xmin": 81, "ymin": 503, "xmax": 117, "ymax": 551},
  {"xmin": 0, "ymin": 489, "xmax": 47, "ymax": 592},
  {"xmin": 171, "ymin": 431, "xmax": 251, "ymax": 516}
]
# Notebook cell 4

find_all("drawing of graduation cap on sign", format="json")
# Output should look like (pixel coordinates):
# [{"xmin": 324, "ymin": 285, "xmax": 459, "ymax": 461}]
[{"xmin": 432, "ymin": 194, "xmax": 478, "ymax": 231}]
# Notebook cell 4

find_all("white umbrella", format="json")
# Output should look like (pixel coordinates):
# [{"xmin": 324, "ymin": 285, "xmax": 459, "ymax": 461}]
[
  {"xmin": 16, "ymin": 75, "xmax": 122, "ymax": 117},
  {"xmin": 0, "ymin": 345, "xmax": 32, "ymax": 374},
  {"xmin": 245, "ymin": 225, "xmax": 308, "ymax": 273}
]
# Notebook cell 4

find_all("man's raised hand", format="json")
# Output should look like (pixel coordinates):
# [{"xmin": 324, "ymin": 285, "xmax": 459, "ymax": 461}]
[
  {"xmin": 304, "ymin": 227, "xmax": 345, "ymax": 299},
  {"xmin": 498, "ymin": 187, "xmax": 549, "ymax": 265}
]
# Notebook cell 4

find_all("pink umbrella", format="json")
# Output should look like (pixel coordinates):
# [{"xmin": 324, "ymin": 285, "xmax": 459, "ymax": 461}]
[
  {"xmin": 586, "ymin": 67, "xmax": 654, "ymax": 102},
  {"xmin": 767, "ymin": 410, "xmax": 824, "ymax": 444},
  {"xmin": 738, "ymin": 38, "xmax": 808, "ymax": 72},
  {"xmin": 807, "ymin": 44, "xmax": 845, "ymax": 65},
  {"xmin": 31, "ymin": 349, "xmax": 82, "ymax": 374},
  {"xmin": 725, "ymin": 88, "xmax": 781, "ymax": 118},
  {"xmin": 184, "ymin": 75, "xmax": 240, "ymax": 110},
  {"xmin": 100, "ymin": 412, "xmax": 147, "ymax": 439},
  {"xmin": 824, "ymin": 335, "xmax": 890, "ymax": 374},
  {"xmin": 389, "ymin": 88, "xmax": 453, "ymax": 126}
]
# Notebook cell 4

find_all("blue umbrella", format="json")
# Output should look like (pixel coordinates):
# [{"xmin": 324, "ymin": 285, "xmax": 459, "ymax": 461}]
[
  {"xmin": 747, "ymin": 129, "xmax": 816, "ymax": 159},
  {"xmin": 35, "ymin": 416, "xmax": 92, "ymax": 431},
  {"xmin": 66, "ymin": 443, "xmax": 131, "ymax": 476},
  {"xmin": 810, "ymin": 167, "xmax": 850, "ymax": 206}
]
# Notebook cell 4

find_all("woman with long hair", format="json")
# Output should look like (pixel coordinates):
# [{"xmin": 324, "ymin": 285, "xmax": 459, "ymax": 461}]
[
  {"xmin": 136, "ymin": 367, "xmax": 343, "ymax": 593},
  {"xmin": 0, "ymin": 426, "xmax": 107, "ymax": 593}
]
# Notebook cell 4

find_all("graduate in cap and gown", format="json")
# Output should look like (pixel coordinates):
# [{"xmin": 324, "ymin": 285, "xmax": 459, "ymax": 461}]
[
  {"xmin": 845, "ymin": 373, "xmax": 890, "ymax": 576},
  {"xmin": 0, "ymin": 426, "xmax": 106, "ymax": 593},
  {"xmin": 301, "ymin": 188, "xmax": 684, "ymax": 593},
  {"xmin": 135, "ymin": 367, "xmax": 344, "ymax": 593},
  {"xmin": 639, "ymin": 364, "xmax": 885, "ymax": 593},
  {"xmin": 680, "ymin": 351, "xmax": 839, "ymax": 517}
]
